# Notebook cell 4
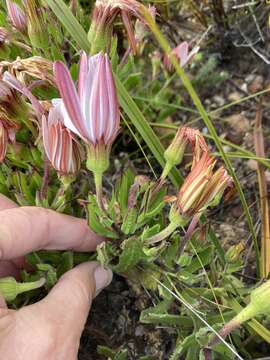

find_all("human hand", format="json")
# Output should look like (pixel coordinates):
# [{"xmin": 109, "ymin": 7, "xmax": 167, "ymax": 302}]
[{"xmin": 0, "ymin": 194, "xmax": 112, "ymax": 360}]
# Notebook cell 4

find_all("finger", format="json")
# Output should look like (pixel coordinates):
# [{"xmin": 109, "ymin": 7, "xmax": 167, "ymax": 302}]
[
  {"xmin": 20, "ymin": 262, "xmax": 112, "ymax": 357},
  {"xmin": 0, "ymin": 294, "xmax": 7, "ymax": 309},
  {"xmin": 0, "ymin": 194, "xmax": 18, "ymax": 211},
  {"xmin": 0, "ymin": 207, "xmax": 104, "ymax": 260}
]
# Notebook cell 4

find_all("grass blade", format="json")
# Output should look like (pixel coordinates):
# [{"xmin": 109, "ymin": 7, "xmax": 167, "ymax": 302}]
[
  {"xmin": 254, "ymin": 103, "xmax": 270, "ymax": 278},
  {"xmin": 44, "ymin": 0, "xmax": 90, "ymax": 52}
]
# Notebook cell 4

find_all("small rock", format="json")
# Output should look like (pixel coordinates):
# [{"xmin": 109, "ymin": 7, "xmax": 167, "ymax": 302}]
[
  {"xmin": 248, "ymin": 75, "xmax": 264, "ymax": 94},
  {"xmin": 225, "ymin": 113, "xmax": 250, "ymax": 134},
  {"xmin": 228, "ymin": 91, "xmax": 242, "ymax": 102}
]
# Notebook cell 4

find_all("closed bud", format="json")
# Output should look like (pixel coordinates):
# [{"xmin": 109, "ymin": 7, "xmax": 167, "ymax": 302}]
[
  {"xmin": 210, "ymin": 279, "xmax": 270, "ymax": 347},
  {"xmin": 42, "ymin": 101, "xmax": 82, "ymax": 176},
  {"xmin": 161, "ymin": 127, "xmax": 208, "ymax": 181},
  {"xmin": 6, "ymin": 0, "xmax": 27, "ymax": 34},
  {"xmin": 88, "ymin": 0, "xmax": 153, "ymax": 55},
  {"xmin": 0, "ymin": 276, "xmax": 45, "ymax": 302}
]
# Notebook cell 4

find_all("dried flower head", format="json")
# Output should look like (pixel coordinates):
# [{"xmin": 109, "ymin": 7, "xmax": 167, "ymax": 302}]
[
  {"xmin": 177, "ymin": 152, "xmax": 232, "ymax": 217},
  {"xmin": 88, "ymin": 0, "xmax": 153, "ymax": 54}
]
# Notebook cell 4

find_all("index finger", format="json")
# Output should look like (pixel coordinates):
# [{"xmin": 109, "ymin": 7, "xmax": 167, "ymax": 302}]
[{"xmin": 0, "ymin": 207, "xmax": 104, "ymax": 260}]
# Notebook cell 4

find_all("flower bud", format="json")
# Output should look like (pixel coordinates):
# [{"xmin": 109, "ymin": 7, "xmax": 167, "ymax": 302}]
[
  {"xmin": 88, "ymin": 0, "xmax": 153, "ymax": 55},
  {"xmin": 209, "ymin": 279, "xmax": 270, "ymax": 347},
  {"xmin": 161, "ymin": 127, "xmax": 208, "ymax": 181},
  {"xmin": 0, "ymin": 276, "xmax": 45, "ymax": 302},
  {"xmin": 164, "ymin": 128, "xmax": 188, "ymax": 167},
  {"xmin": 42, "ymin": 101, "xmax": 82, "ymax": 176},
  {"xmin": 6, "ymin": 0, "xmax": 27, "ymax": 34}
]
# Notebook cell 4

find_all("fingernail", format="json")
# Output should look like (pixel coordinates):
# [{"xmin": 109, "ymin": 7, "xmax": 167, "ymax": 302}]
[{"xmin": 94, "ymin": 266, "xmax": 113, "ymax": 297}]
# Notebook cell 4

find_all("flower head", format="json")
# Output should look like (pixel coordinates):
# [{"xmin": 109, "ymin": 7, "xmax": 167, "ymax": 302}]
[
  {"xmin": 53, "ymin": 52, "xmax": 120, "ymax": 175},
  {"xmin": 54, "ymin": 52, "xmax": 120, "ymax": 145},
  {"xmin": 177, "ymin": 152, "xmax": 232, "ymax": 217},
  {"xmin": 42, "ymin": 101, "xmax": 82, "ymax": 175},
  {"xmin": 6, "ymin": 0, "xmax": 27, "ymax": 33},
  {"xmin": 163, "ymin": 41, "xmax": 199, "ymax": 72},
  {"xmin": 161, "ymin": 127, "xmax": 209, "ymax": 181},
  {"xmin": 0, "ymin": 111, "xmax": 19, "ymax": 162},
  {"xmin": 88, "ymin": 0, "xmax": 152, "ymax": 54}
]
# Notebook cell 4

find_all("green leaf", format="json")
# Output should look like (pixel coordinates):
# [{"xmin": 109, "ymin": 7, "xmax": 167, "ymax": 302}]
[
  {"xmin": 57, "ymin": 251, "xmax": 74, "ymax": 277},
  {"xmin": 115, "ymin": 168, "xmax": 136, "ymax": 216},
  {"xmin": 113, "ymin": 237, "xmax": 146, "ymax": 273},
  {"xmin": 44, "ymin": 0, "xmax": 90, "ymax": 52}
]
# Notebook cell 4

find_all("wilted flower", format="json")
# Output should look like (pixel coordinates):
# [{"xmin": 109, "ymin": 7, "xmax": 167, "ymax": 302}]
[
  {"xmin": 6, "ymin": 0, "xmax": 27, "ymax": 34},
  {"xmin": 88, "ymin": 0, "xmax": 153, "ymax": 54},
  {"xmin": 4, "ymin": 56, "xmax": 54, "ymax": 85},
  {"xmin": 0, "ymin": 79, "xmax": 27, "ymax": 121},
  {"xmin": 161, "ymin": 127, "xmax": 208, "ymax": 181},
  {"xmin": 163, "ymin": 41, "xmax": 199, "ymax": 72},
  {"xmin": 42, "ymin": 101, "xmax": 82, "ymax": 176},
  {"xmin": 177, "ymin": 152, "xmax": 232, "ymax": 216},
  {"xmin": 0, "ymin": 112, "xmax": 19, "ymax": 162}
]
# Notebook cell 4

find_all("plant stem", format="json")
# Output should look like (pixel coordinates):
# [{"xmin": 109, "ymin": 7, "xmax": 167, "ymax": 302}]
[
  {"xmin": 94, "ymin": 171, "xmax": 104, "ymax": 210},
  {"xmin": 146, "ymin": 221, "xmax": 179, "ymax": 244}
]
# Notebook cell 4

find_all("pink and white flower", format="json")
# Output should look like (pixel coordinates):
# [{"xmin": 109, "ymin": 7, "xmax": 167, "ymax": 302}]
[
  {"xmin": 42, "ymin": 101, "xmax": 82, "ymax": 175},
  {"xmin": 53, "ymin": 52, "xmax": 120, "ymax": 148}
]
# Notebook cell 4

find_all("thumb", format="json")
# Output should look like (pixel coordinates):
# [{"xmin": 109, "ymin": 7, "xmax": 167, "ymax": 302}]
[{"xmin": 37, "ymin": 261, "xmax": 112, "ymax": 336}]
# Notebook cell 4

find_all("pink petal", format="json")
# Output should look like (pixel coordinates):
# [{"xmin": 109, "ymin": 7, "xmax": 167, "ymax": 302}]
[
  {"xmin": 42, "ymin": 114, "xmax": 51, "ymax": 162},
  {"xmin": 104, "ymin": 54, "xmax": 120, "ymax": 143},
  {"xmin": 173, "ymin": 42, "xmax": 189, "ymax": 67},
  {"xmin": 77, "ymin": 51, "xmax": 88, "ymax": 100},
  {"xmin": 81, "ymin": 53, "xmax": 102, "ymax": 142},
  {"xmin": 53, "ymin": 61, "xmax": 86, "ymax": 139}
]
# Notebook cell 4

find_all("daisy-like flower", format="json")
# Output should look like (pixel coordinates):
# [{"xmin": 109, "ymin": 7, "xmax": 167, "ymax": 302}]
[
  {"xmin": 88, "ymin": 0, "xmax": 154, "ymax": 54},
  {"xmin": 53, "ymin": 51, "xmax": 120, "ymax": 207},
  {"xmin": 163, "ymin": 41, "xmax": 199, "ymax": 72},
  {"xmin": 42, "ymin": 101, "xmax": 82, "ymax": 176}
]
